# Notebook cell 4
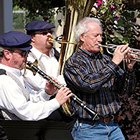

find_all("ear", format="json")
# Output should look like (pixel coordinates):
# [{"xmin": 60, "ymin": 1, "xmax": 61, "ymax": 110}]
[
  {"xmin": 79, "ymin": 34, "xmax": 85, "ymax": 42},
  {"xmin": 3, "ymin": 50, "xmax": 12, "ymax": 60},
  {"xmin": 31, "ymin": 35, "xmax": 35, "ymax": 43}
]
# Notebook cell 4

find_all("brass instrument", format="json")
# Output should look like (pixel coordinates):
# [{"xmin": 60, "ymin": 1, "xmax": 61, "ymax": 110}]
[
  {"xmin": 47, "ymin": 37, "xmax": 77, "ymax": 45},
  {"xmin": 48, "ymin": 37, "xmax": 140, "ymax": 62},
  {"xmin": 26, "ymin": 61, "xmax": 98, "ymax": 120},
  {"xmin": 99, "ymin": 44, "xmax": 140, "ymax": 62},
  {"xmin": 23, "ymin": 60, "xmax": 38, "ymax": 76}
]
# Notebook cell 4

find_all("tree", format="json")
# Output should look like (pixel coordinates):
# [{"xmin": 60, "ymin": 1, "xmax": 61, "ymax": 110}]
[{"xmin": 13, "ymin": 0, "xmax": 65, "ymax": 21}]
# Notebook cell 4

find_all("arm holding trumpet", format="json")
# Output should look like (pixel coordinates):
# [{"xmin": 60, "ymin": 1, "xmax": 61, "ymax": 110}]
[
  {"xmin": 111, "ymin": 44, "xmax": 137, "ymax": 70},
  {"xmin": 99, "ymin": 43, "xmax": 137, "ymax": 96}
]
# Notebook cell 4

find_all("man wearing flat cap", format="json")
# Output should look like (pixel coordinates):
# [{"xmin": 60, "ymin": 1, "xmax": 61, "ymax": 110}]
[
  {"xmin": 23, "ymin": 20, "xmax": 69, "ymax": 119},
  {"xmin": 24, "ymin": 20, "xmax": 65, "ymax": 91},
  {"xmin": 0, "ymin": 31, "xmax": 72, "ymax": 121}
]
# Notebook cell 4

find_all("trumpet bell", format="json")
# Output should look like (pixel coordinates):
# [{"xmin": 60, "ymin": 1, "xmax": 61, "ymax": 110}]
[{"xmin": 99, "ymin": 44, "xmax": 140, "ymax": 62}]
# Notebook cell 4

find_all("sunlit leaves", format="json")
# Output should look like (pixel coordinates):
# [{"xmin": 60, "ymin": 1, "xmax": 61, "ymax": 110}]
[{"xmin": 90, "ymin": 0, "xmax": 140, "ymax": 47}]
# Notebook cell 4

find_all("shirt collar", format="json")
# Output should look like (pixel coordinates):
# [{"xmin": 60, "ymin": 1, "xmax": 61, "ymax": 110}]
[
  {"xmin": 0, "ymin": 64, "xmax": 22, "ymax": 77},
  {"xmin": 79, "ymin": 47, "xmax": 102, "ymax": 59},
  {"xmin": 31, "ymin": 47, "xmax": 55, "ymax": 60}
]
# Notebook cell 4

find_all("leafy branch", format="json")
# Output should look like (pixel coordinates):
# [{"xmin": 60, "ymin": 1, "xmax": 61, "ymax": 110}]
[{"xmin": 90, "ymin": 0, "xmax": 140, "ymax": 48}]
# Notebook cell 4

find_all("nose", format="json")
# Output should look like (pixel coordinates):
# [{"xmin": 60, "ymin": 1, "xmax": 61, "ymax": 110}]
[
  {"xmin": 47, "ymin": 32, "xmax": 53, "ymax": 36},
  {"xmin": 98, "ymin": 35, "xmax": 102, "ymax": 43}
]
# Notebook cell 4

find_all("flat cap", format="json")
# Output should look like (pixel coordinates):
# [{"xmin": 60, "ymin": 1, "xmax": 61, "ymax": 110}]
[
  {"xmin": 25, "ymin": 20, "xmax": 55, "ymax": 31},
  {"xmin": 0, "ymin": 31, "xmax": 32, "ymax": 51}
]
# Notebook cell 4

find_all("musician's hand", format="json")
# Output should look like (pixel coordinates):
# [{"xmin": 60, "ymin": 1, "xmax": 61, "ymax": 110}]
[
  {"xmin": 112, "ymin": 44, "xmax": 130, "ymax": 65},
  {"xmin": 55, "ymin": 87, "xmax": 73, "ymax": 105},
  {"xmin": 125, "ymin": 53, "xmax": 137, "ymax": 70},
  {"xmin": 45, "ymin": 77, "xmax": 58, "ymax": 95}
]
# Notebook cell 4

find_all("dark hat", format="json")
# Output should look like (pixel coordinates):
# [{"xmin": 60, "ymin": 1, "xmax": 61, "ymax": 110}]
[
  {"xmin": 25, "ymin": 20, "xmax": 55, "ymax": 31},
  {"xmin": 0, "ymin": 31, "xmax": 32, "ymax": 51}
]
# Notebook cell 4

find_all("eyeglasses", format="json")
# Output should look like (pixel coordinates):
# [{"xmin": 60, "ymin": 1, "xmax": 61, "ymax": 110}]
[
  {"xmin": 35, "ymin": 30, "xmax": 53, "ymax": 35},
  {"xmin": 3, "ymin": 49, "xmax": 30, "ymax": 57},
  {"xmin": 19, "ymin": 50, "xmax": 30, "ymax": 57},
  {"xmin": 13, "ymin": 50, "xmax": 30, "ymax": 57}
]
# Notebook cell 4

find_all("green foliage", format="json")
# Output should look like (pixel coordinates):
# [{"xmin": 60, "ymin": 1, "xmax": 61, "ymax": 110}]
[
  {"xmin": 13, "ymin": 5, "xmax": 22, "ymax": 10},
  {"xmin": 90, "ymin": 0, "xmax": 140, "ymax": 47},
  {"xmin": 13, "ymin": 0, "xmax": 65, "ymax": 22},
  {"xmin": 13, "ymin": 11, "xmax": 25, "ymax": 31}
]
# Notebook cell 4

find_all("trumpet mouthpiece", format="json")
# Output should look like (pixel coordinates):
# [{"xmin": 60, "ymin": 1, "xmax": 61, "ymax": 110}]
[{"xmin": 47, "ymin": 37, "xmax": 54, "ymax": 43}]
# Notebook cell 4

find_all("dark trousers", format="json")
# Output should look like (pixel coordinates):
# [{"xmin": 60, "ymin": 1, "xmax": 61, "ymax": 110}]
[
  {"xmin": 46, "ymin": 108, "xmax": 76, "ymax": 132},
  {"xmin": 0, "ymin": 125, "xmax": 8, "ymax": 140}
]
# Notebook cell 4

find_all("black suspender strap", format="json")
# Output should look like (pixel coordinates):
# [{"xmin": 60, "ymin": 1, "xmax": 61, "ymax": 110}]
[
  {"xmin": 0, "ymin": 69, "xmax": 6, "ymax": 75},
  {"xmin": 0, "ymin": 69, "xmax": 6, "ymax": 120}
]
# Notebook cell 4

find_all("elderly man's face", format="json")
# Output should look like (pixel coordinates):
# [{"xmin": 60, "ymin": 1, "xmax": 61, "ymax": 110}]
[{"xmin": 80, "ymin": 22, "xmax": 102, "ymax": 53}]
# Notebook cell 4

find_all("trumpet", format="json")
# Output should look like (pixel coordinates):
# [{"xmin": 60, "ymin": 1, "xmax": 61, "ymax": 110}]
[
  {"xmin": 47, "ymin": 36, "xmax": 77, "ymax": 45},
  {"xmin": 26, "ymin": 61, "xmax": 98, "ymax": 120},
  {"xmin": 99, "ymin": 44, "xmax": 140, "ymax": 62}
]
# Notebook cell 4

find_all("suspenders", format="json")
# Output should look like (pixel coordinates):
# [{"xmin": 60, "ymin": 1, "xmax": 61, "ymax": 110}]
[
  {"xmin": 0, "ymin": 69, "xmax": 28, "ymax": 120},
  {"xmin": 0, "ymin": 69, "xmax": 6, "ymax": 120},
  {"xmin": 0, "ymin": 69, "xmax": 6, "ymax": 75}
]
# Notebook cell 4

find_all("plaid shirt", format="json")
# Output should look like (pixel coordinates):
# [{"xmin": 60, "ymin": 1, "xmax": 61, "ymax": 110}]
[{"xmin": 63, "ymin": 47, "xmax": 136, "ymax": 119}]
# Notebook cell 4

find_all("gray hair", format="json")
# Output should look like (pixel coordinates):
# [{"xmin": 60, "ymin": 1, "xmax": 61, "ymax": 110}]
[
  {"xmin": 0, "ymin": 47, "xmax": 4, "ymax": 57},
  {"xmin": 0, "ymin": 46, "xmax": 15, "ymax": 57},
  {"xmin": 74, "ymin": 17, "xmax": 102, "ymax": 43}
]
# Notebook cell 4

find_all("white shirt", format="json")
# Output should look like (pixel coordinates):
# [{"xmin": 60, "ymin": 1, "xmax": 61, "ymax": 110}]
[
  {"xmin": 0, "ymin": 64, "xmax": 60, "ymax": 120},
  {"xmin": 24, "ymin": 47, "xmax": 66, "ymax": 92}
]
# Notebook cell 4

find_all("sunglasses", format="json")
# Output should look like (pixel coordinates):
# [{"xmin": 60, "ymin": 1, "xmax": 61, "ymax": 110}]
[
  {"xmin": 35, "ymin": 30, "xmax": 53, "ymax": 35},
  {"xmin": 13, "ymin": 50, "xmax": 30, "ymax": 57},
  {"xmin": 19, "ymin": 50, "xmax": 30, "ymax": 57}
]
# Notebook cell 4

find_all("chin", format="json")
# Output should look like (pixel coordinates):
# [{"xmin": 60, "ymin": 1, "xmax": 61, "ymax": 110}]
[
  {"xmin": 92, "ymin": 49, "xmax": 100, "ymax": 53},
  {"xmin": 46, "ymin": 44, "xmax": 53, "ymax": 50}
]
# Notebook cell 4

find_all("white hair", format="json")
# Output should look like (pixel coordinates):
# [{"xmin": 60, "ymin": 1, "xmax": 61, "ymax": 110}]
[{"xmin": 74, "ymin": 17, "xmax": 102, "ymax": 43}]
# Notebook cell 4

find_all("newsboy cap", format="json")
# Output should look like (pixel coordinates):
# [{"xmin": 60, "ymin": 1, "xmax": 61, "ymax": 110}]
[
  {"xmin": 25, "ymin": 20, "xmax": 55, "ymax": 31},
  {"xmin": 0, "ymin": 31, "xmax": 32, "ymax": 51}
]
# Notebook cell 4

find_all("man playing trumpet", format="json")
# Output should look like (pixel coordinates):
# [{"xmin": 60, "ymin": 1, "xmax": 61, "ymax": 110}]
[
  {"xmin": 24, "ymin": 20, "xmax": 74, "ymax": 123},
  {"xmin": 24, "ymin": 20, "xmax": 64, "ymax": 91},
  {"xmin": 63, "ymin": 17, "xmax": 136, "ymax": 140}
]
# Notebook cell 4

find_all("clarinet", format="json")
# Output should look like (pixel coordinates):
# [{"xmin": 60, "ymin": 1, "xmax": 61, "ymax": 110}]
[{"xmin": 26, "ymin": 61, "xmax": 98, "ymax": 120}]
